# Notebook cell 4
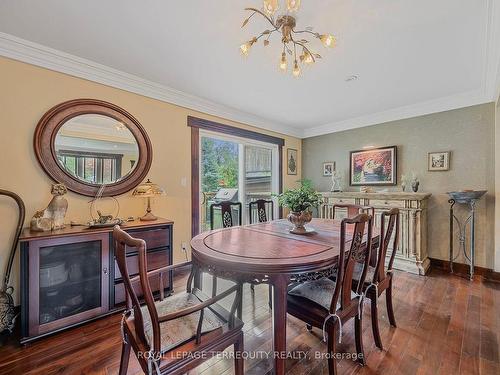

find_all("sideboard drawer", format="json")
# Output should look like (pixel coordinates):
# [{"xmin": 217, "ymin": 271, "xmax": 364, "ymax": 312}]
[
  {"xmin": 114, "ymin": 250, "xmax": 170, "ymax": 280},
  {"xmin": 326, "ymin": 198, "xmax": 356, "ymax": 205},
  {"xmin": 369, "ymin": 199, "xmax": 406, "ymax": 209},
  {"xmin": 114, "ymin": 273, "xmax": 171, "ymax": 305},
  {"xmin": 125, "ymin": 227, "xmax": 169, "ymax": 252}
]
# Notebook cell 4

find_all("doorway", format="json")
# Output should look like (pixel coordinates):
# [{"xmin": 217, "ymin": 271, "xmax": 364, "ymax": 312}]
[
  {"xmin": 199, "ymin": 131, "xmax": 279, "ymax": 231},
  {"xmin": 188, "ymin": 116, "xmax": 284, "ymax": 236}
]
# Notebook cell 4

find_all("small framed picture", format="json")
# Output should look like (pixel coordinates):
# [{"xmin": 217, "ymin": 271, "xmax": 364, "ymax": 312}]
[
  {"xmin": 428, "ymin": 151, "xmax": 450, "ymax": 171},
  {"xmin": 323, "ymin": 162, "xmax": 335, "ymax": 176},
  {"xmin": 287, "ymin": 148, "xmax": 298, "ymax": 175}
]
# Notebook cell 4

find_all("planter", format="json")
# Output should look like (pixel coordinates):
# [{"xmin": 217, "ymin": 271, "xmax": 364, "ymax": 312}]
[{"xmin": 287, "ymin": 210, "xmax": 314, "ymax": 234}]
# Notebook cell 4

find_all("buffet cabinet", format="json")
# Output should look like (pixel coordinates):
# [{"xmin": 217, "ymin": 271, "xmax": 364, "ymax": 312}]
[
  {"xmin": 19, "ymin": 218, "xmax": 173, "ymax": 344},
  {"xmin": 319, "ymin": 192, "xmax": 431, "ymax": 275}
]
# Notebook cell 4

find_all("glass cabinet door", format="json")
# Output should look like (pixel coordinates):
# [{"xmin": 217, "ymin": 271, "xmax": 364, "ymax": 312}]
[{"xmin": 28, "ymin": 233, "xmax": 109, "ymax": 336}]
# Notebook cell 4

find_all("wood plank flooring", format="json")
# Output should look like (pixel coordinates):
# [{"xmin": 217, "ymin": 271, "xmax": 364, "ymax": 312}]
[{"xmin": 0, "ymin": 269, "xmax": 498, "ymax": 375}]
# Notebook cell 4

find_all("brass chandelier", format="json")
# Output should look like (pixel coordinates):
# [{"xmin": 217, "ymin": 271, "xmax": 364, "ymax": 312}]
[{"xmin": 240, "ymin": 0, "xmax": 336, "ymax": 77}]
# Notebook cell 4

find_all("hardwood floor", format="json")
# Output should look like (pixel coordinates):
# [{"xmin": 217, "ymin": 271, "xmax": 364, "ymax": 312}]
[{"xmin": 0, "ymin": 269, "xmax": 499, "ymax": 375}]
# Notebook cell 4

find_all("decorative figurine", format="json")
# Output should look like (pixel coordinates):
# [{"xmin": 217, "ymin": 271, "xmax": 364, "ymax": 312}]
[
  {"xmin": 401, "ymin": 174, "xmax": 408, "ymax": 192},
  {"xmin": 330, "ymin": 171, "xmax": 343, "ymax": 192},
  {"xmin": 411, "ymin": 172, "xmax": 420, "ymax": 192},
  {"xmin": 87, "ymin": 185, "xmax": 123, "ymax": 228},
  {"xmin": 30, "ymin": 184, "xmax": 68, "ymax": 232}
]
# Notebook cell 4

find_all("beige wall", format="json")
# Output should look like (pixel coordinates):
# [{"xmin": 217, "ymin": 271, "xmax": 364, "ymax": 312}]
[
  {"xmin": 0, "ymin": 57, "xmax": 302, "ymax": 303},
  {"xmin": 302, "ymin": 103, "xmax": 496, "ymax": 269}
]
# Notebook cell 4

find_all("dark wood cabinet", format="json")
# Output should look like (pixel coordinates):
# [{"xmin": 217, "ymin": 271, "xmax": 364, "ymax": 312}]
[{"xmin": 19, "ymin": 218, "xmax": 173, "ymax": 344}]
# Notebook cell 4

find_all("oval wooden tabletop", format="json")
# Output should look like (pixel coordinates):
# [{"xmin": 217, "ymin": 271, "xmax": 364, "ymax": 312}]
[{"xmin": 190, "ymin": 218, "xmax": 376, "ymax": 276}]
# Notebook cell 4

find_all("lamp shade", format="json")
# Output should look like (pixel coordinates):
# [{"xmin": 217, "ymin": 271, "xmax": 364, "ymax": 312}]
[{"xmin": 132, "ymin": 179, "xmax": 165, "ymax": 198}]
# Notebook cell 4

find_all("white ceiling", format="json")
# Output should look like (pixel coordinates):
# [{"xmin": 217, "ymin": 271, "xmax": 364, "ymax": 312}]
[{"xmin": 0, "ymin": 0, "xmax": 499, "ymax": 138}]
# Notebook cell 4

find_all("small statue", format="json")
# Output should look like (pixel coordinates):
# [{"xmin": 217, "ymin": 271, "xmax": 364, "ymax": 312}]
[
  {"xmin": 411, "ymin": 172, "xmax": 420, "ymax": 193},
  {"xmin": 96, "ymin": 210, "xmax": 113, "ymax": 224},
  {"xmin": 330, "ymin": 171, "xmax": 342, "ymax": 192},
  {"xmin": 401, "ymin": 174, "xmax": 408, "ymax": 192},
  {"xmin": 30, "ymin": 184, "xmax": 68, "ymax": 232}
]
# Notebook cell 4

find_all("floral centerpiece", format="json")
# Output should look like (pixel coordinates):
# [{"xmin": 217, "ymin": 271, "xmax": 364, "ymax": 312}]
[{"xmin": 276, "ymin": 179, "xmax": 322, "ymax": 234}]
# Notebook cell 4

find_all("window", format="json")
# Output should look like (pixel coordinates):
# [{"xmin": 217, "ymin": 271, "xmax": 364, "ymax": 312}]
[{"xmin": 57, "ymin": 150, "xmax": 123, "ymax": 184}]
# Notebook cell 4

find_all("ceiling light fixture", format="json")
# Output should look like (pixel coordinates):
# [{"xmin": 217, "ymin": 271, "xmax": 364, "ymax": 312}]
[
  {"xmin": 115, "ymin": 122, "xmax": 126, "ymax": 131},
  {"xmin": 240, "ymin": 0, "xmax": 336, "ymax": 77}
]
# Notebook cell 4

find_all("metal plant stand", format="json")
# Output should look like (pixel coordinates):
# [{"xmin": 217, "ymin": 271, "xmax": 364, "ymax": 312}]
[{"xmin": 447, "ymin": 190, "xmax": 487, "ymax": 280}]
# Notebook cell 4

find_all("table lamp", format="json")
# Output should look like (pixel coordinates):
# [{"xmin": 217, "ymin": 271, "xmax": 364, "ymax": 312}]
[{"xmin": 132, "ymin": 179, "xmax": 166, "ymax": 221}]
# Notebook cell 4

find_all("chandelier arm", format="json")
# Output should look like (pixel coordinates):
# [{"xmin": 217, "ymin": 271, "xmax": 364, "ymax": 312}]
[
  {"xmin": 242, "ymin": 11, "xmax": 257, "ymax": 25},
  {"xmin": 293, "ymin": 29, "xmax": 321, "ymax": 38},
  {"xmin": 244, "ymin": 7, "xmax": 277, "ymax": 28},
  {"xmin": 290, "ymin": 36, "xmax": 316, "ymax": 63},
  {"xmin": 259, "ymin": 28, "xmax": 279, "ymax": 39}
]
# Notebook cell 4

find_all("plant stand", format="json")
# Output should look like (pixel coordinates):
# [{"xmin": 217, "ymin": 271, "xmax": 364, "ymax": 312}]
[{"xmin": 447, "ymin": 190, "xmax": 487, "ymax": 280}]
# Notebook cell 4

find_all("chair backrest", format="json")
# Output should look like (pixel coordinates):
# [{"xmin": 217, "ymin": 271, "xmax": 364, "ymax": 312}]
[
  {"xmin": 373, "ymin": 208, "xmax": 399, "ymax": 283},
  {"xmin": 332, "ymin": 204, "xmax": 375, "ymax": 220},
  {"xmin": 210, "ymin": 201, "xmax": 242, "ymax": 229},
  {"xmin": 113, "ymin": 226, "xmax": 162, "ymax": 353},
  {"xmin": 329, "ymin": 213, "xmax": 373, "ymax": 313},
  {"xmin": 248, "ymin": 199, "xmax": 274, "ymax": 224}
]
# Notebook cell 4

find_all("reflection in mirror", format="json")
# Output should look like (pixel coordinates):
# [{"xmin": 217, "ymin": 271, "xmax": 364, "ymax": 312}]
[{"xmin": 54, "ymin": 114, "xmax": 139, "ymax": 185}]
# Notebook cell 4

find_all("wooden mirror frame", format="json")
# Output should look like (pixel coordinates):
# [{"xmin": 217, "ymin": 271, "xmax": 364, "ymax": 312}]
[{"xmin": 34, "ymin": 99, "xmax": 152, "ymax": 197}]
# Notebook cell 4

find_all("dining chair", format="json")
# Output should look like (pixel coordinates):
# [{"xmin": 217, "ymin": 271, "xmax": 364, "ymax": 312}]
[
  {"xmin": 287, "ymin": 214, "xmax": 373, "ymax": 375},
  {"xmin": 248, "ymin": 199, "xmax": 274, "ymax": 296},
  {"xmin": 210, "ymin": 201, "xmax": 242, "ymax": 229},
  {"xmin": 352, "ymin": 207, "xmax": 399, "ymax": 349},
  {"xmin": 332, "ymin": 204, "xmax": 375, "ymax": 220},
  {"xmin": 113, "ymin": 226, "xmax": 244, "ymax": 375},
  {"xmin": 248, "ymin": 199, "xmax": 274, "ymax": 224},
  {"xmin": 209, "ymin": 201, "xmax": 243, "ymax": 297}
]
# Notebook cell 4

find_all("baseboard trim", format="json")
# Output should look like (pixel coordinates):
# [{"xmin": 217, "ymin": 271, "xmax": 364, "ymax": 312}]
[{"xmin": 429, "ymin": 258, "xmax": 500, "ymax": 282}]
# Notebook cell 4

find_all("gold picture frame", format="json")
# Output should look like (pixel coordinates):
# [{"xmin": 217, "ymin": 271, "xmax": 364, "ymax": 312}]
[{"xmin": 287, "ymin": 148, "xmax": 298, "ymax": 175}]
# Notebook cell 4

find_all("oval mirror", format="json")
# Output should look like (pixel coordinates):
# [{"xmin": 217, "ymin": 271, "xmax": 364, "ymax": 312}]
[
  {"xmin": 34, "ymin": 99, "xmax": 152, "ymax": 197},
  {"xmin": 54, "ymin": 114, "xmax": 139, "ymax": 185}
]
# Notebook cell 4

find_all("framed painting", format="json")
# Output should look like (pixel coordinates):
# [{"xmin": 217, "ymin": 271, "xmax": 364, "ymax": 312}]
[
  {"xmin": 287, "ymin": 148, "xmax": 298, "ymax": 175},
  {"xmin": 323, "ymin": 162, "xmax": 335, "ymax": 176},
  {"xmin": 350, "ymin": 146, "xmax": 397, "ymax": 186},
  {"xmin": 428, "ymin": 151, "xmax": 450, "ymax": 171}
]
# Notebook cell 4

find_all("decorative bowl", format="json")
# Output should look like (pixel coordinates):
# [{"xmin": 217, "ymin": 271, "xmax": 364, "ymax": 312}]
[{"xmin": 447, "ymin": 190, "xmax": 487, "ymax": 204}]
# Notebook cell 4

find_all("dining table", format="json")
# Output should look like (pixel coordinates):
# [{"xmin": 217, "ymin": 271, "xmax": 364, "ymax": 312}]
[{"xmin": 190, "ymin": 218, "xmax": 378, "ymax": 375}]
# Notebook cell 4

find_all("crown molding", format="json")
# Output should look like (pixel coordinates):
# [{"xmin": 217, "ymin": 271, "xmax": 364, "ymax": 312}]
[
  {"xmin": 0, "ymin": 32, "xmax": 303, "ymax": 138},
  {"xmin": 303, "ymin": 89, "xmax": 490, "ymax": 138}
]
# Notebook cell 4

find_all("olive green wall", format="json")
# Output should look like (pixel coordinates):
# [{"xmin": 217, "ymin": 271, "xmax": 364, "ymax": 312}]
[{"xmin": 302, "ymin": 103, "xmax": 496, "ymax": 268}]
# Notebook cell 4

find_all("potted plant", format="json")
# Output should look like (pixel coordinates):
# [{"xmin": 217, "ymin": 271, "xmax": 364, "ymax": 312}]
[{"xmin": 276, "ymin": 179, "xmax": 322, "ymax": 234}]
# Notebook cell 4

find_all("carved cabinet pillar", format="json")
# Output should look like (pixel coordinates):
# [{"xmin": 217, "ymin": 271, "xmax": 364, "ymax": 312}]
[{"xmin": 319, "ymin": 192, "xmax": 431, "ymax": 275}]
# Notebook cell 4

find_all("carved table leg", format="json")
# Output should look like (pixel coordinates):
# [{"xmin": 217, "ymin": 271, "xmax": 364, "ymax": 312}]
[{"xmin": 271, "ymin": 274, "xmax": 289, "ymax": 375}]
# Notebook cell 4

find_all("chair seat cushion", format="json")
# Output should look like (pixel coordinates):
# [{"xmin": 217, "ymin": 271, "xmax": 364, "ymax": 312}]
[
  {"xmin": 329, "ymin": 263, "xmax": 375, "ymax": 284},
  {"xmin": 288, "ymin": 278, "xmax": 357, "ymax": 310},
  {"xmin": 135, "ymin": 292, "xmax": 224, "ymax": 353},
  {"xmin": 353, "ymin": 262, "xmax": 375, "ymax": 283}
]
